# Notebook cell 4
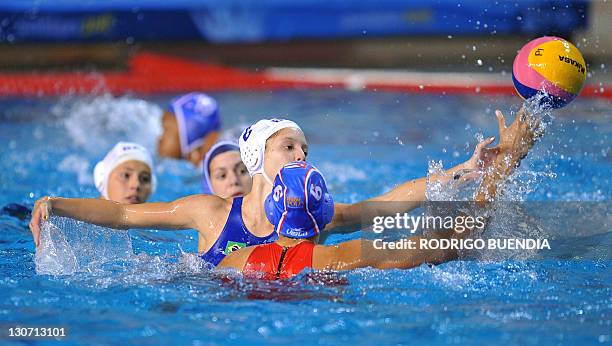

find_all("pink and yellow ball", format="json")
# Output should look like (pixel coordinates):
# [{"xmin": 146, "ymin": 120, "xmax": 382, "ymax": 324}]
[{"xmin": 512, "ymin": 36, "xmax": 586, "ymax": 108}]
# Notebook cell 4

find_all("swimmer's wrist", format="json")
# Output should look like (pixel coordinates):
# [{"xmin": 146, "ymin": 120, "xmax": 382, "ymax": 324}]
[{"xmin": 44, "ymin": 196, "xmax": 57, "ymax": 214}]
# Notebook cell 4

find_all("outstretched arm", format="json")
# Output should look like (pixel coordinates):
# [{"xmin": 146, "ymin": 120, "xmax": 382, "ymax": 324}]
[
  {"xmin": 327, "ymin": 133, "xmax": 496, "ymax": 232},
  {"xmin": 28, "ymin": 194, "xmax": 224, "ymax": 247},
  {"xmin": 317, "ymin": 107, "xmax": 543, "ymax": 270}
]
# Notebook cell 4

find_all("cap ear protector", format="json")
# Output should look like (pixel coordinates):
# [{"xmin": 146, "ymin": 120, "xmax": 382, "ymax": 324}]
[
  {"xmin": 264, "ymin": 187, "xmax": 280, "ymax": 226},
  {"xmin": 321, "ymin": 191, "xmax": 334, "ymax": 226},
  {"xmin": 93, "ymin": 160, "xmax": 108, "ymax": 198},
  {"xmin": 239, "ymin": 125, "xmax": 261, "ymax": 175},
  {"xmin": 306, "ymin": 177, "xmax": 334, "ymax": 227}
]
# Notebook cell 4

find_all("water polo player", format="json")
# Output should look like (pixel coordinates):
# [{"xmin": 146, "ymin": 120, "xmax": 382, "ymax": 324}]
[
  {"xmin": 30, "ymin": 112, "xmax": 511, "ymax": 265},
  {"xmin": 201, "ymin": 141, "xmax": 252, "ymax": 198},
  {"xmin": 158, "ymin": 92, "xmax": 221, "ymax": 166},
  {"xmin": 93, "ymin": 142, "xmax": 156, "ymax": 204},
  {"xmin": 217, "ymin": 113, "xmax": 541, "ymax": 278}
]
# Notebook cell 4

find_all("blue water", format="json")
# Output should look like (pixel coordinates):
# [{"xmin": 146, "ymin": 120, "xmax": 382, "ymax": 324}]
[{"xmin": 0, "ymin": 90, "xmax": 610, "ymax": 345}]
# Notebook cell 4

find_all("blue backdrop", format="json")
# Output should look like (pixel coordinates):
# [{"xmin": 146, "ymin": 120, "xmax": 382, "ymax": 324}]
[{"xmin": 0, "ymin": 0, "xmax": 589, "ymax": 43}]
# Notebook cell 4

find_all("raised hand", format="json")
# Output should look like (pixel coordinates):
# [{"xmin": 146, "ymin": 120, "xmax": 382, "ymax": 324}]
[
  {"xmin": 474, "ymin": 106, "xmax": 545, "ymax": 202},
  {"xmin": 493, "ymin": 106, "xmax": 544, "ymax": 166}
]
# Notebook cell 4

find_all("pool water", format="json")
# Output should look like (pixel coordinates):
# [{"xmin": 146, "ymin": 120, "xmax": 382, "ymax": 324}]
[{"xmin": 0, "ymin": 90, "xmax": 610, "ymax": 345}]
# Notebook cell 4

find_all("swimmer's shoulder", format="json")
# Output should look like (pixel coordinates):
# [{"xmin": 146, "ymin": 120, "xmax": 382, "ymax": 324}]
[
  {"xmin": 172, "ymin": 193, "xmax": 229, "ymax": 212},
  {"xmin": 174, "ymin": 194, "xmax": 234, "ymax": 228}
]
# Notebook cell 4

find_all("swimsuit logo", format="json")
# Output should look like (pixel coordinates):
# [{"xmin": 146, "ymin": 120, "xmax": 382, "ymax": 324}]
[
  {"xmin": 242, "ymin": 126, "xmax": 253, "ymax": 141},
  {"xmin": 310, "ymin": 183, "xmax": 322, "ymax": 201},
  {"xmin": 224, "ymin": 241, "xmax": 246, "ymax": 255},
  {"xmin": 273, "ymin": 185, "xmax": 283, "ymax": 202}
]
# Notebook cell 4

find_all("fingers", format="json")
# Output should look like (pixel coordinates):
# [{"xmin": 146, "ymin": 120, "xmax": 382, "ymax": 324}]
[
  {"xmin": 477, "ymin": 136, "xmax": 496, "ymax": 150},
  {"xmin": 495, "ymin": 110, "xmax": 507, "ymax": 133},
  {"xmin": 473, "ymin": 136, "xmax": 495, "ymax": 158},
  {"xmin": 28, "ymin": 207, "xmax": 40, "ymax": 247},
  {"xmin": 28, "ymin": 198, "xmax": 50, "ymax": 248}
]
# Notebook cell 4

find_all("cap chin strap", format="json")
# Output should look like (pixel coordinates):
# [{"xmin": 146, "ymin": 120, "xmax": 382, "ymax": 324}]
[{"xmin": 262, "ymin": 171, "xmax": 274, "ymax": 186}]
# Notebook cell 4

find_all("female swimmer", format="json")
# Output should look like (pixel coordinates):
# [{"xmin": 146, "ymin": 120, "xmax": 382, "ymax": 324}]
[
  {"xmin": 30, "ymin": 113, "xmax": 505, "ymax": 266},
  {"xmin": 201, "ymin": 141, "xmax": 252, "ymax": 198},
  {"xmin": 94, "ymin": 142, "xmax": 156, "ymax": 204},
  {"xmin": 158, "ymin": 92, "xmax": 221, "ymax": 166},
  {"xmin": 218, "ymin": 111, "xmax": 541, "ymax": 278}
]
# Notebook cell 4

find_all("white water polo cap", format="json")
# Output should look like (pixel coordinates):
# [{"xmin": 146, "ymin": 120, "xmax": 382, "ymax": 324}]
[
  {"xmin": 94, "ymin": 141, "xmax": 157, "ymax": 199},
  {"xmin": 238, "ymin": 118, "xmax": 302, "ymax": 178}
]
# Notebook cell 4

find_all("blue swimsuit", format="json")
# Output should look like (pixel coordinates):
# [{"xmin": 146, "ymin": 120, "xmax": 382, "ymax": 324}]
[{"xmin": 200, "ymin": 197, "xmax": 278, "ymax": 266}]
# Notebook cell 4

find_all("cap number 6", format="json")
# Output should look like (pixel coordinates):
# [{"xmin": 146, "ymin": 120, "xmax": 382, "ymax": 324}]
[{"xmin": 310, "ymin": 184, "xmax": 322, "ymax": 201}]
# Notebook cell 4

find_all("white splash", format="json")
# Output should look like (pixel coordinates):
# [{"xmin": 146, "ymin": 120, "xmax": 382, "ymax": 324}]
[{"xmin": 53, "ymin": 94, "xmax": 163, "ymax": 155}]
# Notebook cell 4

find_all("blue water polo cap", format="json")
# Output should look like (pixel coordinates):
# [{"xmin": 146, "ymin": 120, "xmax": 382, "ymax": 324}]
[
  {"xmin": 265, "ymin": 161, "xmax": 334, "ymax": 238},
  {"xmin": 169, "ymin": 92, "xmax": 221, "ymax": 157}
]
